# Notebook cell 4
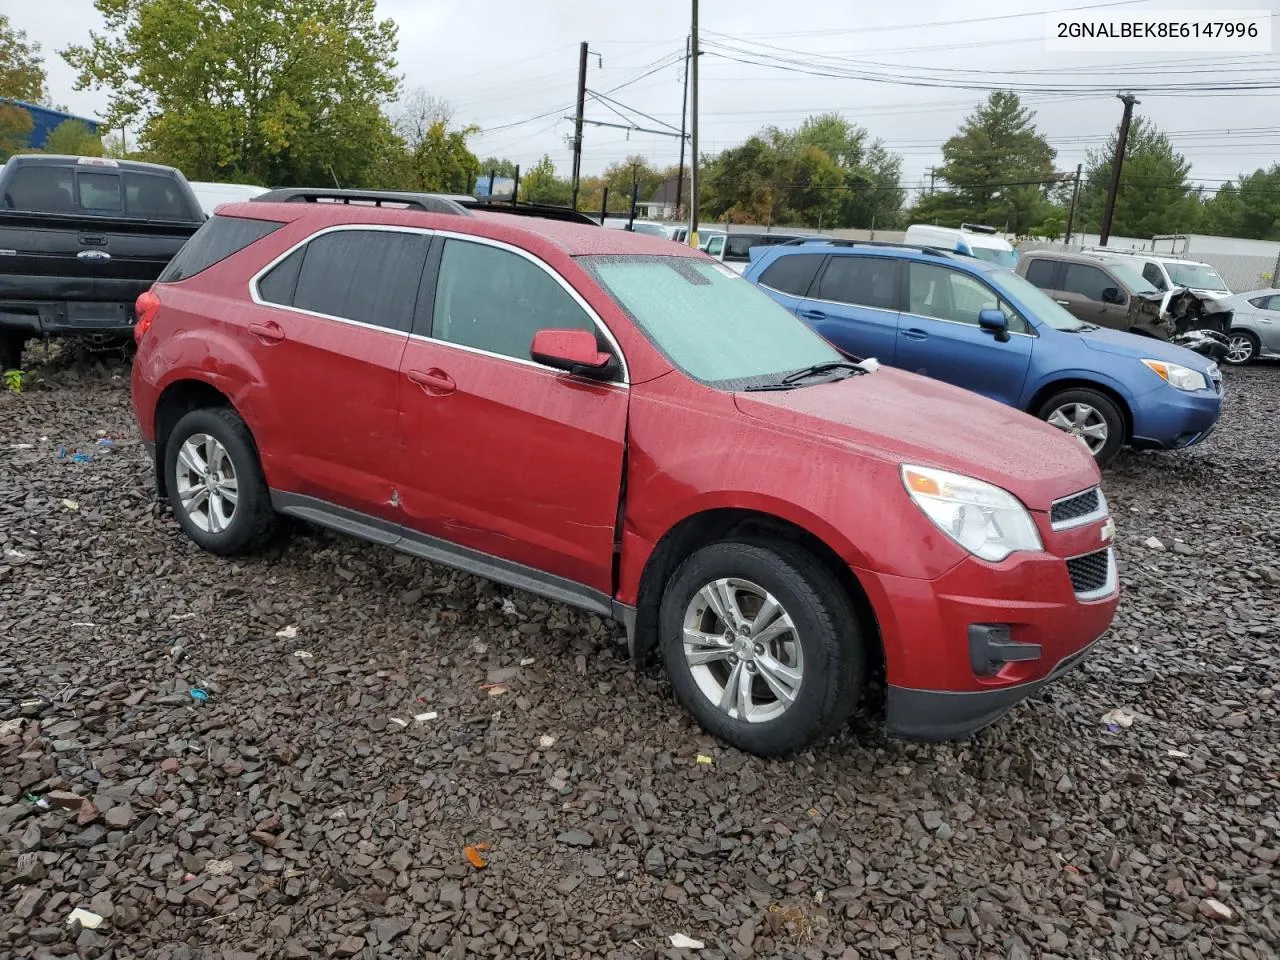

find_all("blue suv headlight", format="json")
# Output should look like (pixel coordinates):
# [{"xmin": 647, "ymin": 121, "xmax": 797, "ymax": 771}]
[{"xmin": 1142, "ymin": 359, "xmax": 1208, "ymax": 392}]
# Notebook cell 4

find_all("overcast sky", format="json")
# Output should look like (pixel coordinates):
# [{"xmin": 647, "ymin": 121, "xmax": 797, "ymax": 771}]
[{"xmin": 12, "ymin": 0, "xmax": 1280, "ymax": 200}]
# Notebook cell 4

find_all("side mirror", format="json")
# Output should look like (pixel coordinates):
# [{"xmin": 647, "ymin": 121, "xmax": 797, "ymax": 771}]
[
  {"xmin": 978, "ymin": 308, "xmax": 1010, "ymax": 342},
  {"xmin": 530, "ymin": 328, "xmax": 618, "ymax": 381},
  {"xmin": 1101, "ymin": 286, "xmax": 1124, "ymax": 305}
]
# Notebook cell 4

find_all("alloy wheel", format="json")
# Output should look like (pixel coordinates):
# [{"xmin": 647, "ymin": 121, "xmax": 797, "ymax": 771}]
[
  {"xmin": 682, "ymin": 577, "xmax": 804, "ymax": 723},
  {"xmin": 174, "ymin": 433, "xmax": 239, "ymax": 534},
  {"xmin": 1047, "ymin": 402, "xmax": 1108, "ymax": 455},
  {"xmin": 1226, "ymin": 334, "xmax": 1255, "ymax": 364}
]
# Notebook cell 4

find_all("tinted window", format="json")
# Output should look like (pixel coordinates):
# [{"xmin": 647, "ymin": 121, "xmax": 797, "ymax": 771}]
[
  {"xmin": 759, "ymin": 254, "xmax": 824, "ymax": 297},
  {"xmin": 816, "ymin": 256, "xmax": 899, "ymax": 310},
  {"xmin": 1062, "ymin": 264, "xmax": 1113, "ymax": 301},
  {"xmin": 1247, "ymin": 294, "xmax": 1279, "ymax": 311},
  {"xmin": 258, "ymin": 248, "xmax": 304, "ymax": 305},
  {"xmin": 290, "ymin": 230, "xmax": 428, "ymax": 332},
  {"xmin": 78, "ymin": 172, "xmax": 122, "ymax": 212},
  {"xmin": 908, "ymin": 263, "xmax": 1029, "ymax": 334},
  {"xmin": 1023, "ymin": 258, "xmax": 1058, "ymax": 289},
  {"xmin": 2, "ymin": 165, "xmax": 76, "ymax": 212},
  {"xmin": 432, "ymin": 239, "xmax": 595, "ymax": 360},
  {"xmin": 1141, "ymin": 262, "xmax": 1167, "ymax": 290},
  {"xmin": 160, "ymin": 215, "xmax": 282, "ymax": 282},
  {"xmin": 125, "ymin": 172, "xmax": 195, "ymax": 219}
]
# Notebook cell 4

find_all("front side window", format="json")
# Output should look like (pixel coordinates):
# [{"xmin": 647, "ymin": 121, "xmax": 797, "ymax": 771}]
[
  {"xmin": 78, "ymin": 172, "xmax": 122, "ymax": 212},
  {"xmin": 431, "ymin": 239, "xmax": 596, "ymax": 361},
  {"xmin": 817, "ymin": 256, "xmax": 900, "ymax": 310},
  {"xmin": 908, "ymin": 263, "xmax": 1031, "ymax": 334},
  {"xmin": 990, "ymin": 270, "xmax": 1087, "ymax": 332},
  {"xmin": 758, "ymin": 254, "xmax": 825, "ymax": 298},
  {"xmin": 1062, "ymin": 264, "xmax": 1113, "ymax": 302},
  {"xmin": 582, "ymin": 255, "xmax": 841, "ymax": 386},
  {"xmin": 1141, "ymin": 262, "xmax": 1168, "ymax": 290},
  {"xmin": 705, "ymin": 236, "xmax": 724, "ymax": 256},
  {"xmin": 1023, "ymin": 258, "xmax": 1058, "ymax": 290}
]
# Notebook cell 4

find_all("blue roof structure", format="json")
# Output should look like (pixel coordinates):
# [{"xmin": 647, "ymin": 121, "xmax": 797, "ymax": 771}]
[{"xmin": 1, "ymin": 99, "xmax": 103, "ymax": 149}]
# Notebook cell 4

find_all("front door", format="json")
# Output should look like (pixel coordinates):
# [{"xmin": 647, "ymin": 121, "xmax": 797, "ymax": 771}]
[
  {"xmin": 796, "ymin": 255, "xmax": 902, "ymax": 363},
  {"xmin": 396, "ymin": 235, "xmax": 628, "ymax": 598},
  {"xmin": 896, "ymin": 262, "xmax": 1034, "ymax": 407}
]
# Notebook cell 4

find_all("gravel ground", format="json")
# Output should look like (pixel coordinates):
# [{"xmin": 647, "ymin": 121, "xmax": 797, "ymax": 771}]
[{"xmin": 1, "ymin": 349, "xmax": 1277, "ymax": 960}]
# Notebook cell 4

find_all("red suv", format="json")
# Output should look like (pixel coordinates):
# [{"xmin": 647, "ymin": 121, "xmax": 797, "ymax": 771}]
[{"xmin": 131, "ymin": 190, "xmax": 1120, "ymax": 756}]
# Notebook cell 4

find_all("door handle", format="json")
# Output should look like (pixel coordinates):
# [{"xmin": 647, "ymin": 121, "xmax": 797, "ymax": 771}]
[
  {"xmin": 248, "ymin": 320, "xmax": 285, "ymax": 344},
  {"xmin": 79, "ymin": 235, "xmax": 107, "ymax": 246},
  {"xmin": 1257, "ymin": 318, "xmax": 1273, "ymax": 324},
  {"xmin": 1055, "ymin": 299, "xmax": 1070, "ymax": 306},
  {"xmin": 407, "ymin": 368, "xmax": 456, "ymax": 396},
  {"xmin": 798, "ymin": 309, "xmax": 827, "ymax": 321},
  {"xmin": 900, "ymin": 328, "xmax": 928, "ymax": 341}
]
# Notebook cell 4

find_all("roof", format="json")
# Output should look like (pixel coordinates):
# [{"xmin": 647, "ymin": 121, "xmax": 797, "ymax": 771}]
[
  {"xmin": 1087, "ymin": 248, "xmax": 1214, "ymax": 267},
  {"xmin": 1021, "ymin": 249, "xmax": 1115, "ymax": 266},
  {"xmin": 4, "ymin": 154, "xmax": 183, "ymax": 175},
  {"xmin": 763, "ymin": 239, "xmax": 997, "ymax": 270}
]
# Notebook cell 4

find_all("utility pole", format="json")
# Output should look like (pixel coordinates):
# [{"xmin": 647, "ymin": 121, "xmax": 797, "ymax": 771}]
[
  {"xmin": 571, "ymin": 41, "xmax": 588, "ymax": 210},
  {"xmin": 688, "ymin": 0, "xmax": 699, "ymax": 247},
  {"xmin": 675, "ymin": 34, "xmax": 690, "ymax": 219},
  {"xmin": 629, "ymin": 163, "xmax": 639, "ymax": 229},
  {"xmin": 1099, "ymin": 93, "xmax": 1138, "ymax": 247},
  {"xmin": 1064, "ymin": 163, "xmax": 1082, "ymax": 245},
  {"xmin": 928, "ymin": 167, "xmax": 936, "ymax": 196}
]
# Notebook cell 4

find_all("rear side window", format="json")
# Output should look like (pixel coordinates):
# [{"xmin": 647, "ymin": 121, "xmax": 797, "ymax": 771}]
[
  {"xmin": 257, "ymin": 248, "xmax": 304, "ymax": 304},
  {"xmin": 817, "ymin": 256, "xmax": 900, "ymax": 310},
  {"xmin": 78, "ymin": 172, "xmax": 123, "ymax": 212},
  {"xmin": 759, "ymin": 254, "xmax": 823, "ymax": 297},
  {"xmin": 2, "ymin": 165, "xmax": 76, "ymax": 212},
  {"xmin": 1023, "ymin": 259, "xmax": 1058, "ymax": 289},
  {"xmin": 1249, "ymin": 294, "xmax": 1279, "ymax": 311},
  {"xmin": 125, "ymin": 172, "xmax": 194, "ymax": 219},
  {"xmin": 1062, "ymin": 264, "xmax": 1112, "ymax": 302},
  {"xmin": 287, "ymin": 229, "xmax": 428, "ymax": 333},
  {"xmin": 159, "ymin": 215, "xmax": 283, "ymax": 282}
]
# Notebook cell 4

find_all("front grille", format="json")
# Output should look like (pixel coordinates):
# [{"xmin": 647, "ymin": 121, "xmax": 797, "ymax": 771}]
[
  {"xmin": 1067, "ymin": 549, "xmax": 1111, "ymax": 595},
  {"xmin": 1051, "ymin": 488, "xmax": 1100, "ymax": 525}
]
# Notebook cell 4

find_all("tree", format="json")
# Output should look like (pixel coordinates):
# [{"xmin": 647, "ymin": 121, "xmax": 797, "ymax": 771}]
[
  {"xmin": 521, "ymin": 154, "xmax": 571, "ymax": 206},
  {"xmin": 911, "ymin": 92, "xmax": 1058, "ymax": 235},
  {"xmin": 0, "ymin": 103, "xmax": 33, "ymax": 160},
  {"xmin": 398, "ymin": 120, "xmax": 479, "ymax": 193},
  {"xmin": 1198, "ymin": 166, "xmax": 1280, "ymax": 240},
  {"xmin": 62, "ymin": 0, "xmax": 401, "ymax": 187},
  {"xmin": 791, "ymin": 113, "xmax": 904, "ymax": 228},
  {"xmin": 0, "ymin": 14, "xmax": 47, "ymax": 102},
  {"xmin": 1077, "ymin": 117, "xmax": 1198, "ymax": 238},
  {"xmin": 43, "ymin": 119, "xmax": 105, "ymax": 157},
  {"xmin": 478, "ymin": 156, "xmax": 519, "ymax": 179}
]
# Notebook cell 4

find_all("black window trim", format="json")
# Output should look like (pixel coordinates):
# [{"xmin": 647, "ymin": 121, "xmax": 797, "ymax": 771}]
[
  {"xmin": 249, "ymin": 224, "xmax": 629, "ymax": 385},
  {"xmin": 808, "ymin": 254, "xmax": 904, "ymax": 313},
  {"xmin": 757, "ymin": 252, "xmax": 828, "ymax": 299},
  {"xmin": 903, "ymin": 261, "xmax": 1037, "ymax": 338}
]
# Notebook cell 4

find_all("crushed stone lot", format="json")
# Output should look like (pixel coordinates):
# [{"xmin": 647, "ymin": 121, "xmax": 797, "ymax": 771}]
[{"xmin": 1, "ymin": 351, "xmax": 1276, "ymax": 960}]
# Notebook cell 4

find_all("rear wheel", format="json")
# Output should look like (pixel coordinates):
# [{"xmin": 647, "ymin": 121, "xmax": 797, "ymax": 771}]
[
  {"xmin": 164, "ymin": 407, "xmax": 278, "ymax": 555},
  {"xmin": 659, "ymin": 540, "xmax": 863, "ymax": 756},
  {"xmin": 1037, "ymin": 388, "xmax": 1125, "ymax": 467},
  {"xmin": 1224, "ymin": 330, "xmax": 1259, "ymax": 366}
]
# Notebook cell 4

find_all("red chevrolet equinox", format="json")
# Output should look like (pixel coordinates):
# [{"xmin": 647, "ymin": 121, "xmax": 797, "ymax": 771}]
[{"xmin": 131, "ymin": 190, "xmax": 1120, "ymax": 756}]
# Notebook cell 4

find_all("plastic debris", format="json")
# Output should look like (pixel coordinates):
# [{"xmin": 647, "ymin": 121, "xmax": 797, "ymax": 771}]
[
  {"xmin": 1199, "ymin": 898, "xmax": 1233, "ymax": 921},
  {"xmin": 275, "ymin": 625, "xmax": 298, "ymax": 639},
  {"xmin": 1101, "ymin": 708, "xmax": 1136, "ymax": 728},
  {"xmin": 669, "ymin": 933, "xmax": 705, "ymax": 950},
  {"xmin": 292, "ymin": 650, "xmax": 314, "ymax": 660},
  {"xmin": 414, "ymin": 711, "xmax": 437, "ymax": 723},
  {"xmin": 1144, "ymin": 536, "xmax": 1165, "ymax": 550},
  {"xmin": 388, "ymin": 717, "xmax": 409, "ymax": 728},
  {"xmin": 539, "ymin": 734, "xmax": 556, "ymax": 749},
  {"xmin": 96, "ymin": 438, "xmax": 115, "ymax": 448},
  {"xmin": 66, "ymin": 908, "xmax": 104, "ymax": 930},
  {"xmin": 695, "ymin": 754, "xmax": 713, "ymax": 765},
  {"xmin": 189, "ymin": 688, "xmax": 209, "ymax": 703},
  {"xmin": 463, "ymin": 842, "xmax": 489, "ymax": 868}
]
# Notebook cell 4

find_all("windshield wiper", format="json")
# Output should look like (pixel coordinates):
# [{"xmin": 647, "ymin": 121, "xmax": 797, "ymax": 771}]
[{"xmin": 780, "ymin": 361, "xmax": 867, "ymax": 385}]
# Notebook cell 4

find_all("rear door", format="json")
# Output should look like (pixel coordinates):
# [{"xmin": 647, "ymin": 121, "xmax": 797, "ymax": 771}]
[
  {"xmin": 796, "ymin": 254, "xmax": 902, "ymax": 362},
  {"xmin": 1248, "ymin": 294, "xmax": 1280, "ymax": 351},
  {"xmin": 1058, "ymin": 262, "xmax": 1127, "ymax": 329},
  {"xmin": 896, "ymin": 262, "xmax": 1034, "ymax": 406},
  {"xmin": 248, "ymin": 226, "xmax": 426, "ymax": 520}
]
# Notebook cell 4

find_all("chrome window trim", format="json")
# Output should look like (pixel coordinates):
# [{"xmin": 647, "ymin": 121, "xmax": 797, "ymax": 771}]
[
  {"xmin": 248, "ymin": 223, "xmax": 630, "ymax": 386},
  {"xmin": 1050, "ymin": 486, "xmax": 1108, "ymax": 531},
  {"xmin": 1067, "ymin": 546, "xmax": 1118, "ymax": 603}
]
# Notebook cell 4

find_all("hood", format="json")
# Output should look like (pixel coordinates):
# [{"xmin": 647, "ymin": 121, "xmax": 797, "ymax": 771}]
[
  {"xmin": 1077, "ymin": 324, "xmax": 1216, "ymax": 371},
  {"xmin": 733, "ymin": 368, "xmax": 1099, "ymax": 512}
]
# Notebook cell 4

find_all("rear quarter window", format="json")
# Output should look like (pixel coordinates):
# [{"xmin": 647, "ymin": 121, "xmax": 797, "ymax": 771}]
[
  {"xmin": 158, "ymin": 215, "xmax": 283, "ymax": 282},
  {"xmin": 758, "ymin": 254, "xmax": 824, "ymax": 297}
]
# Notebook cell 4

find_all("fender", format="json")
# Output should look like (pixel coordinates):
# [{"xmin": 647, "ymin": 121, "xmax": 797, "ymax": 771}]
[{"xmin": 1022, "ymin": 365, "xmax": 1154, "ymax": 411}]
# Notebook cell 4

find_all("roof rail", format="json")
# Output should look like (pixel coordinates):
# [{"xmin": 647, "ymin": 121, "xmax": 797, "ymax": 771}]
[
  {"xmin": 781, "ymin": 237, "xmax": 955, "ymax": 258},
  {"xmin": 253, "ymin": 188, "xmax": 471, "ymax": 216},
  {"xmin": 959, "ymin": 222, "xmax": 999, "ymax": 234},
  {"xmin": 458, "ymin": 200, "xmax": 599, "ymax": 225}
]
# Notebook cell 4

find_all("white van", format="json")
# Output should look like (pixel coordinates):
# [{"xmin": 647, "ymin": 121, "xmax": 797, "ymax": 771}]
[{"xmin": 903, "ymin": 223, "xmax": 1018, "ymax": 269}]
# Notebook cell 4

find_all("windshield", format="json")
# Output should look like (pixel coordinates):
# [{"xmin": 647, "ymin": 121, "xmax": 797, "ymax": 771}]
[
  {"xmin": 990, "ymin": 270, "xmax": 1087, "ymax": 331},
  {"xmin": 968, "ymin": 246, "xmax": 1018, "ymax": 269},
  {"xmin": 630, "ymin": 222, "xmax": 668, "ymax": 237},
  {"xmin": 581, "ymin": 255, "xmax": 842, "ymax": 386},
  {"xmin": 1166, "ymin": 262, "xmax": 1227, "ymax": 290},
  {"xmin": 1100, "ymin": 260, "xmax": 1158, "ymax": 295}
]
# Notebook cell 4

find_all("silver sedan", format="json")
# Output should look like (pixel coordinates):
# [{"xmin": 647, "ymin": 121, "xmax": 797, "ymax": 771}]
[{"xmin": 1222, "ymin": 288, "xmax": 1280, "ymax": 365}]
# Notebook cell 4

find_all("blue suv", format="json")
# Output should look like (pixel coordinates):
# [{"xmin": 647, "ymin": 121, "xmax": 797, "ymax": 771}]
[{"xmin": 745, "ymin": 241, "xmax": 1223, "ymax": 466}]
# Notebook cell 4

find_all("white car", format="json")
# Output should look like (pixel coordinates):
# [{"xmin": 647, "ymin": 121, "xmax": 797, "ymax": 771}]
[
  {"xmin": 1220, "ymin": 288, "xmax": 1280, "ymax": 365},
  {"xmin": 1090, "ymin": 250, "xmax": 1232, "ymax": 300},
  {"xmin": 188, "ymin": 181, "xmax": 269, "ymax": 216}
]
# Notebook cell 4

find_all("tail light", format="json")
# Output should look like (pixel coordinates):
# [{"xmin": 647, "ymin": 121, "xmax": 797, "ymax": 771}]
[{"xmin": 134, "ymin": 289, "xmax": 160, "ymax": 344}]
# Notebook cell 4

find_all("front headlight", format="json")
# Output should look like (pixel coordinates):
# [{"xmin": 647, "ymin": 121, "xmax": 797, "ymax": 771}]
[
  {"xmin": 901, "ymin": 464, "xmax": 1043, "ymax": 562},
  {"xmin": 1142, "ymin": 359, "xmax": 1207, "ymax": 392}
]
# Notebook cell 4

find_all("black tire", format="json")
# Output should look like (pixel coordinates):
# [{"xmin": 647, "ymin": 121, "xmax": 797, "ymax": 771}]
[
  {"xmin": 163, "ymin": 407, "xmax": 278, "ymax": 555},
  {"xmin": 1224, "ymin": 329, "xmax": 1259, "ymax": 366},
  {"xmin": 0, "ymin": 332, "xmax": 25, "ymax": 371},
  {"xmin": 1036, "ymin": 387, "xmax": 1125, "ymax": 467},
  {"xmin": 659, "ymin": 539, "xmax": 864, "ymax": 756}
]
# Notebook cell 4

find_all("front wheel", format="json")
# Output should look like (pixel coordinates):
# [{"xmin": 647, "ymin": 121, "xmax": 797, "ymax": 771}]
[
  {"xmin": 1224, "ymin": 330, "xmax": 1259, "ymax": 366},
  {"xmin": 1037, "ymin": 388, "xmax": 1125, "ymax": 467},
  {"xmin": 659, "ymin": 540, "xmax": 864, "ymax": 756}
]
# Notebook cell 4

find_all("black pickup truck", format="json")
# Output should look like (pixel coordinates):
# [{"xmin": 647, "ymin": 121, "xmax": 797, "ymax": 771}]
[{"xmin": 0, "ymin": 154, "xmax": 205, "ymax": 369}]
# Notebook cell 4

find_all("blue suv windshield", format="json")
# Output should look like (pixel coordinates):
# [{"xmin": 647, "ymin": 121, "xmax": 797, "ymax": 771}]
[{"xmin": 989, "ymin": 270, "xmax": 1088, "ymax": 331}]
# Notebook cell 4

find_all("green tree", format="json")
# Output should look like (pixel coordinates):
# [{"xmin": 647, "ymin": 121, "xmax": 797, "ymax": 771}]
[
  {"xmin": 520, "ymin": 154, "xmax": 571, "ymax": 206},
  {"xmin": 1077, "ymin": 117, "xmax": 1198, "ymax": 238},
  {"xmin": 791, "ymin": 113, "xmax": 904, "ymax": 228},
  {"xmin": 478, "ymin": 156, "xmax": 519, "ymax": 179},
  {"xmin": 42, "ymin": 119, "xmax": 105, "ymax": 157},
  {"xmin": 62, "ymin": 0, "xmax": 401, "ymax": 187},
  {"xmin": 1198, "ymin": 166, "xmax": 1280, "ymax": 240},
  {"xmin": 912, "ymin": 92, "xmax": 1058, "ymax": 235},
  {"xmin": 401, "ymin": 120, "xmax": 480, "ymax": 193},
  {"xmin": 0, "ymin": 103, "xmax": 33, "ymax": 160},
  {"xmin": 0, "ymin": 14, "xmax": 47, "ymax": 102}
]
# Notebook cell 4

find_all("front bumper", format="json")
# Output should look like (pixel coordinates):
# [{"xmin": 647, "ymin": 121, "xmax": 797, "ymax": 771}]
[{"xmin": 1130, "ymin": 385, "xmax": 1222, "ymax": 451}]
